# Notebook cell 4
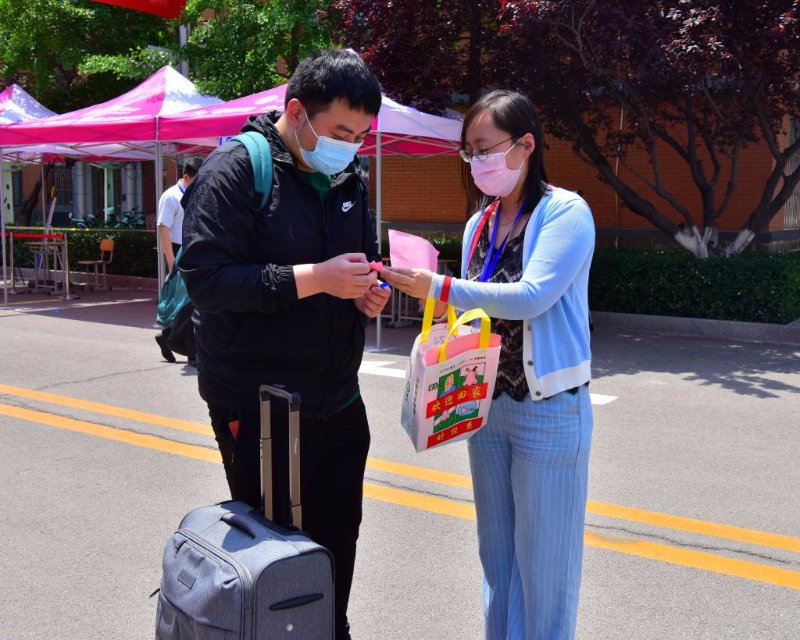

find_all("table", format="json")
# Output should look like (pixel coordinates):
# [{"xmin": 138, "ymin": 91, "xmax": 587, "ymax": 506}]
[{"xmin": 2, "ymin": 232, "xmax": 74, "ymax": 299}]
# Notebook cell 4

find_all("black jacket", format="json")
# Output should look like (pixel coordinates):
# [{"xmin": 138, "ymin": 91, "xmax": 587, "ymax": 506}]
[{"xmin": 180, "ymin": 113, "xmax": 380, "ymax": 417}]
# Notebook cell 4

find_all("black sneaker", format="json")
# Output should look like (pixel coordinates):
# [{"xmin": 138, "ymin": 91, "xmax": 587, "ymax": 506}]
[{"xmin": 155, "ymin": 334, "xmax": 176, "ymax": 363}]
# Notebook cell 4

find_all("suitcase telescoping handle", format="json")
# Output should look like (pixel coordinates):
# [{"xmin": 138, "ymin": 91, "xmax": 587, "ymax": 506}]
[{"xmin": 258, "ymin": 384, "xmax": 302, "ymax": 529}]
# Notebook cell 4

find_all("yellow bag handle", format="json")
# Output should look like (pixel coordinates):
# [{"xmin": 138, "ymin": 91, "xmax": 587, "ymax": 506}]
[
  {"xmin": 420, "ymin": 298, "xmax": 458, "ymax": 345},
  {"xmin": 438, "ymin": 308, "xmax": 491, "ymax": 363}
]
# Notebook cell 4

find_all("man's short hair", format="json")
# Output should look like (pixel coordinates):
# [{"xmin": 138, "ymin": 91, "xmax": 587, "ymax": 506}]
[
  {"xmin": 286, "ymin": 49, "xmax": 382, "ymax": 119},
  {"xmin": 183, "ymin": 156, "xmax": 204, "ymax": 178}
]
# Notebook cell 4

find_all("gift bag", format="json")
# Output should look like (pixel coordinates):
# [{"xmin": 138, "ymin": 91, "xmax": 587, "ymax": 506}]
[{"xmin": 401, "ymin": 298, "xmax": 501, "ymax": 452}]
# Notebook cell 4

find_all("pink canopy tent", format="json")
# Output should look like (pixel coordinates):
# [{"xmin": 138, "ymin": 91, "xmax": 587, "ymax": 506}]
[
  {"xmin": 0, "ymin": 67, "xmax": 222, "ymax": 285},
  {"xmin": 159, "ymin": 83, "xmax": 462, "ymax": 157},
  {"xmin": 158, "ymin": 81, "xmax": 463, "ymax": 248},
  {"xmin": 0, "ymin": 66, "xmax": 221, "ymax": 151},
  {"xmin": 0, "ymin": 85, "xmax": 59, "ymax": 304},
  {"xmin": 160, "ymin": 82, "xmax": 463, "ymax": 348},
  {"xmin": 0, "ymin": 84, "xmax": 76, "ymax": 162},
  {"xmin": 0, "ymin": 84, "xmax": 56, "ymax": 124}
]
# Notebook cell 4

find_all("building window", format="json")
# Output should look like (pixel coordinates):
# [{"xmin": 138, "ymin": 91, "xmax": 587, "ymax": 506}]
[
  {"xmin": 45, "ymin": 163, "xmax": 74, "ymax": 207},
  {"xmin": 12, "ymin": 170, "xmax": 22, "ymax": 210},
  {"xmin": 786, "ymin": 118, "xmax": 800, "ymax": 231}
]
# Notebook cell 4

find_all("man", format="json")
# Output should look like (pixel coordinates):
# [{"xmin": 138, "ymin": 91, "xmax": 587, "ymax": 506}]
[
  {"xmin": 179, "ymin": 49, "xmax": 390, "ymax": 640},
  {"xmin": 157, "ymin": 155, "xmax": 203, "ymax": 272},
  {"xmin": 155, "ymin": 156, "xmax": 203, "ymax": 365}
]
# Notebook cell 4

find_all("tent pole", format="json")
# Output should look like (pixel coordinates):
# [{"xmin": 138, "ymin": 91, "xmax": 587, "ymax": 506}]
[
  {"xmin": 40, "ymin": 164, "xmax": 46, "ymax": 229},
  {"xmin": 1, "ymin": 157, "xmax": 8, "ymax": 306},
  {"xmin": 155, "ymin": 141, "xmax": 165, "ymax": 290},
  {"xmin": 375, "ymin": 132, "xmax": 383, "ymax": 351}
]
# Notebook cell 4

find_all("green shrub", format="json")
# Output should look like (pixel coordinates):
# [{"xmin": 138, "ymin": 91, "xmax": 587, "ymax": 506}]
[
  {"xmin": 386, "ymin": 233, "xmax": 800, "ymax": 324},
  {"xmin": 7, "ymin": 227, "xmax": 158, "ymax": 279},
  {"xmin": 589, "ymin": 249, "xmax": 800, "ymax": 324}
]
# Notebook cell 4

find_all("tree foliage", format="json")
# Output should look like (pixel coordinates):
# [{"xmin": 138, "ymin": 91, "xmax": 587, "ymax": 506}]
[
  {"xmin": 333, "ymin": 0, "xmax": 800, "ymax": 255},
  {"xmin": 0, "ymin": 0, "xmax": 171, "ymax": 111},
  {"xmin": 181, "ymin": 0, "xmax": 333, "ymax": 99},
  {"xmin": 330, "ymin": 0, "xmax": 501, "ymax": 113},
  {"xmin": 497, "ymin": 0, "xmax": 800, "ymax": 255}
]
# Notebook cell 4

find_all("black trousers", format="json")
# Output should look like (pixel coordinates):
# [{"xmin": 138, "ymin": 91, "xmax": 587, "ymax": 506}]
[{"xmin": 209, "ymin": 398, "xmax": 371, "ymax": 640}]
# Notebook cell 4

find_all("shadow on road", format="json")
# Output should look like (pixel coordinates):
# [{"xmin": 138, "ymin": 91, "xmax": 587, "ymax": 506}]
[{"xmin": 592, "ymin": 329, "xmax": 800, "ymax": 398}]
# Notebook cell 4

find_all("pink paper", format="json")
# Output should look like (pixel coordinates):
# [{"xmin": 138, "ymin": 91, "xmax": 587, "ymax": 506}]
[
  {"xmin": 388, "ymin": 230, "xmax": 439, "ymax": 272},
  {"xmin": 369, "ymin": 260, "xmax": 384, "ymax": 272}
]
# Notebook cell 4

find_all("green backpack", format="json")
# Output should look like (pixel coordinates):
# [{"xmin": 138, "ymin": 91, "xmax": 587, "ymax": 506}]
[{"xmin": 156, "ymin": 132, "xmax": 274, "ymax": 327}]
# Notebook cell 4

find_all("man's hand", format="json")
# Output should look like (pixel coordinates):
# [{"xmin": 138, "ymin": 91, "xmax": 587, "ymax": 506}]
[
  {"xmin": 354, "ymin": 283, "xmax": 392, "ymax": 318},
  {"xmin": 294, "ymin": 253, "xmax": 377, "ymax": 299},
  {"xmin": 380, "ymin": 266, "xmax": 435, "ymax": 300}
]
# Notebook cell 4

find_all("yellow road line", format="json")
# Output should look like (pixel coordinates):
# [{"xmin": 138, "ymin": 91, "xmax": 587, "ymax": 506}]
[
  {"xmin": 585, "ymin": 531, "xmax": 800, "ymax": 591},
  {"xmin": 1, "ymin": 400, "xmax": 799, "ymax": 591},
  {"xmin": 0, "ymin": 384, "xmax": 212, "ymax": 436},
  {"xmin": 364, "ymin": 458, "xmax": 800, "ymax": 555},
  {"xmin": 1, "ymin": 298, "xmax": 60, "ymax": 306},
  {"xmin": 366, "ymin": 457, "xmax": 472, "ymax": 490},
  {"xmin": 1, "ymin": 383, "xmax": 799, "ymax": 555},
  {"xmin": 586, "ymin": 500, "xmax": 800, "ymax": 555},
  {"xmin": 363, "ymin": 483, "xmax": 476, "ymax": 521},
  {"xmin": 0, "ymin": 403, "xmax": 219, "ymax": 464}
]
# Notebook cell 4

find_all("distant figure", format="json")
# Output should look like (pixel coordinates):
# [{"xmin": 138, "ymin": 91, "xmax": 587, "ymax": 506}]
[{"xmin": 157, "ymin": 156, "xmax": 203, "ymax": 273}]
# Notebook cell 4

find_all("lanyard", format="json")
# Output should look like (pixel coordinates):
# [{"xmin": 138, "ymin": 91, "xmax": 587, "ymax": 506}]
[
  {"xmin": 478, "ymin": 200, "xmax": 529, "ymax": 282},
  {"xmin": 178, "ymin": 182, "xmax": 186, "ymax": 194}
]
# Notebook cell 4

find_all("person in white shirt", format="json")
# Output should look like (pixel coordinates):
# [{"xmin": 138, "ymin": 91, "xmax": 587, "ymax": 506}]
[{"xmin": 157, "ymin": 156, "xmax": 204, "ymax": 272}]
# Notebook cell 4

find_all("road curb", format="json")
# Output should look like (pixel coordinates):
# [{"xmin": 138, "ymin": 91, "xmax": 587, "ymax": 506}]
[
  {"xmin": 592, "ymin": 311, "xmax": 800, "ymax": 346},
  {"xmin": 15, "ymin": 268, "xmax": 159, "ymax": 292}
]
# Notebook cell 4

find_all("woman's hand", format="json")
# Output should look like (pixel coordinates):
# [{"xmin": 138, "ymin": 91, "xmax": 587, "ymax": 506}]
[{"xmin": 380, "ymin": 267, "xmax": 435, "ymax": 299}]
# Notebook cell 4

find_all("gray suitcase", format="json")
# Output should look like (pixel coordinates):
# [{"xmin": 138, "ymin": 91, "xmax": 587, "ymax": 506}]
[{"xmin": 155, "ymin": 385, "xmax": 335, "ymax": 639}]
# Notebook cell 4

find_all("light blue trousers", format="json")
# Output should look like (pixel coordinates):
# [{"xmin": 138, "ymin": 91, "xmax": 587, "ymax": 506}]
[{"xmin": 467, "ymin": 385, "xmax": 593, "ymax": 640}]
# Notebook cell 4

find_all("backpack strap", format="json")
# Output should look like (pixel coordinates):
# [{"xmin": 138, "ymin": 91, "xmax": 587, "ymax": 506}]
[{"xmin": 231, "ymin": 132, "xmax": 273, "ymax": 210}]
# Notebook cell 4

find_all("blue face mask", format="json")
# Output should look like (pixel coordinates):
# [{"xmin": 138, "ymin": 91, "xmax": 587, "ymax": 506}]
[{"xmin": 296, "ymin": 112, "xmax": 363, "ymax": 175}]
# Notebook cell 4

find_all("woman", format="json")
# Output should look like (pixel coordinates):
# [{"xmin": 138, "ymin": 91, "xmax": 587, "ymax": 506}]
[{"xmin": 381, "ymin": 90, "xmax": 595, "ymax": 640}]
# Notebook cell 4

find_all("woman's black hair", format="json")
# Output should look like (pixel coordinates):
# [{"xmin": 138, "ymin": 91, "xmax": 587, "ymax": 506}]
[
  {"xmin": 286, "ymin": 49, "xmax": 382, "ymax": 118},
  {"xmin": 460, "ymin": 89, "xmax": 550, "ymax": 213}
]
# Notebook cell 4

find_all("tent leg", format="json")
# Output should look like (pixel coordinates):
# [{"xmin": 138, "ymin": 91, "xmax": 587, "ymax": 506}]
[
  {"xmin": 375, "ymin": 132, "xmax": 383, "ymax": 351},
  {"xmin": 1, "ymin": 158, "xmax": 7, "ymax": 306},
  {"xmin": 155, "ymin": 142, "xmax": 165, "ymax": 290}
]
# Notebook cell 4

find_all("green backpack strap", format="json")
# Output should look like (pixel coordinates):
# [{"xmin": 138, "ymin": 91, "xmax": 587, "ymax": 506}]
[{"xmin": 231, "ymin": 131, "xmax": 273, "ymax": 210}]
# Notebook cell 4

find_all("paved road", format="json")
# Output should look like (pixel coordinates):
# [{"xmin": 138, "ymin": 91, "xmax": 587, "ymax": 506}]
[{"xmin": 0, "ymin": 290, "xmax": 798, "ymax": 639}]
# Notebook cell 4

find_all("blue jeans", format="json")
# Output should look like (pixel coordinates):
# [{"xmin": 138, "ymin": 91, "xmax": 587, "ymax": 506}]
[{"xmin": 468, "ymin": 386, "xmax": 593, "ymax": 640}]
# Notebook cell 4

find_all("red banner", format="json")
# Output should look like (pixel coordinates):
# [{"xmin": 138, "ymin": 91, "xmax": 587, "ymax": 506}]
[
  {"xmin": 427, "ymin": 418, "xmax": 484, "ymax": 449},
  {"xmin": 425, "ymin": 383, "xmax": 488, "ymax": 418},
  {"xmin": 87, "ymin": 0, "xmax": 186, "ymax": 19}
]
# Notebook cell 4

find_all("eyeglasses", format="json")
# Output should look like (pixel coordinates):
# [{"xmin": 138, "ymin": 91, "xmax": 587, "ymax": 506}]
[{"xmin": 459, "ymin": 137, "xmax": 516, "ymax": 163}]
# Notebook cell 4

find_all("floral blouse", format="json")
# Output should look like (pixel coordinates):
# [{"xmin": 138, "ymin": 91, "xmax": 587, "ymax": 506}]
[{"xmin": 467, "ymin": 221, "xmax": 530, "ymax": 401}]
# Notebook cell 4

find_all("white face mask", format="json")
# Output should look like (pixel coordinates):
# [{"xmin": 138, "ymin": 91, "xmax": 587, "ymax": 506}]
[
  {"xmin": 296, "ymin": 111, "xmax": 363, "ymax": 175},
  {"xmin": 469, "ymin": 141, "xmax": 524, "ymax": 197}
]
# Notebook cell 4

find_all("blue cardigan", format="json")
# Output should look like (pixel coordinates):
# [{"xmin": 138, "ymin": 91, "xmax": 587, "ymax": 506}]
[{"xmin": 430, "ymin": 186, "xmax": 595, "ymax": 400}]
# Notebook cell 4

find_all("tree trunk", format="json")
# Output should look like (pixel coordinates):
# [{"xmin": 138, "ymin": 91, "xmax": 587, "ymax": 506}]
[
  {"xmin": 19, "ymin": 180, "xmax": 42, "ymax": 227},
  {"xmin": 724, "ymin": 229, "xmax": 756, "ymax": 256},
  {"xmin": 674, "ymin": 225, "xmax": 716, "ymax": 258},
  {"xmin": 572, "ymin": 116, "xmax": 680, "ymax": 237}
]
